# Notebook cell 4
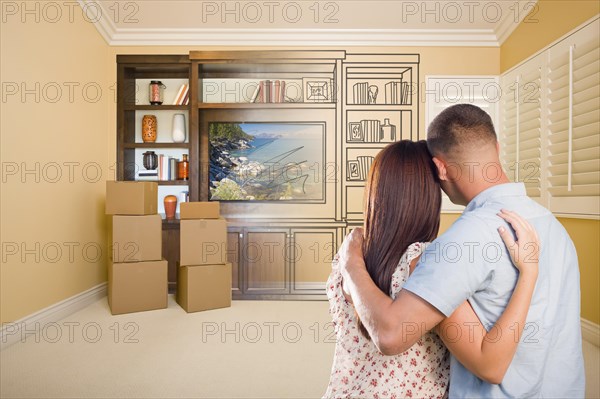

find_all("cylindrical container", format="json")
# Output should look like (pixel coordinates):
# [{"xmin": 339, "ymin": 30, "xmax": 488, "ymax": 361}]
[
  {"xmin": 178, "ymin": 154, "xmax": 189, "ymax": 180},
  {"xmin": 164, "ymin": 195, "xmax": 177, "ymax": 219},
  {"xmin": 149, "ymin": 81, "xmax": 166, "ymax": 105},
  {"xmin": 172, "ymin": 113, "xmax": 186, "ymax": 143},
  {"xmin": 141, "ymin": 115, "xmax": 157, "ymax": 143},
  {"xmin": 142, "ymin": 151, "xmax": 158, "ymax": 170}
]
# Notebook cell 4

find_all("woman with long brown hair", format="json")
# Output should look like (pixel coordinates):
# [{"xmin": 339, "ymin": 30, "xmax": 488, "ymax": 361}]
[{"xmin": 323, "ymin": 140, "xmax": 539, "ymax": 398}]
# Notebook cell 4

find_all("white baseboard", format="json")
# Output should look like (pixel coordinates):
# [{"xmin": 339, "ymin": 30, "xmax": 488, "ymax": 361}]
[
  {"xmin": 582, "ymin": 318, "xmax": 600, "ymax": 347},
  {"xmin": 0, "ymin": 283, "xmax": 107, "ymax": 350}
]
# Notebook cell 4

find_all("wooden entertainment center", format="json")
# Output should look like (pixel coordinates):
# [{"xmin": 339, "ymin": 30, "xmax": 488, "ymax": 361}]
[{"xmin": 115, "ymin": 51, "xmax": 420, "ymax": 299}]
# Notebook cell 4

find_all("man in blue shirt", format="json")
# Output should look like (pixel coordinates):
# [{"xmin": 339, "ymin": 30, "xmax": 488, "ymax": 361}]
[{"xmin": 338, "ymin": 104, "xmax": 585, "ymax": 397}]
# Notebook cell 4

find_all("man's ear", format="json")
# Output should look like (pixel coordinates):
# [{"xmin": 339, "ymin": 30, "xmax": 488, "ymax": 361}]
[
  {"xmin": 432, "ymin": 157, "xmax": 448, "ymax": 181},
  {"xmin": 496, "ymin": 141, "xmax": 501, "ymax": 154}
]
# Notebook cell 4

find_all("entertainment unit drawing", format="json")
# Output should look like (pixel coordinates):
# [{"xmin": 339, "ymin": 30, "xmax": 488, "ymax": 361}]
[{"xmin": 116, "ymin": 51, "xmax": 420, "ymax": 299}]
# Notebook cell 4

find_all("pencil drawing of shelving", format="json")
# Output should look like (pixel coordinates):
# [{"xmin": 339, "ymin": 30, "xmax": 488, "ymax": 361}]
[{"xmin": 342, "ymin": 53, "xmax": 420, "ymax": 222}]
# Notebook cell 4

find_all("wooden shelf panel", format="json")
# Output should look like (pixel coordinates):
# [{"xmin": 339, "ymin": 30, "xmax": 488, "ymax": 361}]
[
  {"xmin": 124, "ymin": 179, "xmax": 189, "ymax": 185},
  {"xmin": 157, "ymin": 180, "xmax": 189, "ymax": 186},
  {"xmin": 198, "ymin": 102, "xmax": 336, "ymax": 110},
  {"xmin": 124, "ymin": 105, "xmax": 189, "ymax": 111},
  {"xmin": 122, "ymin": 143, "xmax": 190, "ymax": 149},
  {"xmin": 344, "ymin": 104, "xmax": 413, "ymax": 110},
  {"xmin": 345, "ymin": 142, "xmax": 394, "ymax": 146}
]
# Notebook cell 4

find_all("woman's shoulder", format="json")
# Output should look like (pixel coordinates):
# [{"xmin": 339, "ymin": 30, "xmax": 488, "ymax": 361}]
[
  {"xmin": 402, "ymin": 241, "xmax": 431, "ymax": 263},
  {"xmin": 390, "ymin": 242, "xmax": 431, "ymax": 297}
]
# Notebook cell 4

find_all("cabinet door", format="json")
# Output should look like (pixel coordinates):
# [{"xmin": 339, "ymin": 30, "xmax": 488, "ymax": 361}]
[
  {"xmin": 291, "ymin": 229, "xmax": 337, "ymax": 293},
  {"xmin": 244, "ymin": 229, "xmax": 289, "ymax": 293},
  {"xmin": 226, "ymin": 230, "xmax": 242, "ymax": 292},
  {"xmin": 162, "ymin": 225, "xmax": 180, "ymax": 292}
]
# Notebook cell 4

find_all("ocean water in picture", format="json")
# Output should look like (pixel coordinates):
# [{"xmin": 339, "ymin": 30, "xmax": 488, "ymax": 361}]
[{"xmin": 209, "ymin": 122, "xmax": 325, "ymax": 201}]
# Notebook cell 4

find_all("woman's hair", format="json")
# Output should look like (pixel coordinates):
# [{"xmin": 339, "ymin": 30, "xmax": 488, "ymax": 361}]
[{"xmin": 358, "ymin": 140, "xmax": 442, "ymax": 339}]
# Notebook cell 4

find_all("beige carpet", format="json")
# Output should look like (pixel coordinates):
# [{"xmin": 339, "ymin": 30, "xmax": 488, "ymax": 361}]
[
  {"xmin": 1, "ymin": 296, "xmax": 599, "ymax": 398},
  {"xmin": 1, "ymin": 297, "xmax": 335, "ymax": 398}
]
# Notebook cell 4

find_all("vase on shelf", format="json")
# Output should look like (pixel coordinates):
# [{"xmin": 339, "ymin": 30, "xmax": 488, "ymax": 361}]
[
  {"xmin": 149, "ymin": 81, "xmax": 166, "ymax": 105},
  {"xmin": 178, "ymin": 154, "xmax": 189, "ymax": 180},
  {"xmin": 380, "ymin": 118, "xmax": 397, "ymax": 141},
  {"xmin": 164, "ymin": 195, "xmax": 177, "ymax": 219},
  {"xmin": 142, "ymin": 115, "xmax": 157, "ymax": 143},
  {"xmin": 142, "ymin": 151, "xmax": 158, "ymax": 170},
  {"xmin": 172, "ymin": 113, "xmax": 186, "ymax": 143}
]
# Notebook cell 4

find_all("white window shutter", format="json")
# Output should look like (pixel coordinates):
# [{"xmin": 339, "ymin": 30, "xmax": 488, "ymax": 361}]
[
  {"xmin": 500, "ymin": 55, "xmax": 544, "ymax": 202},
  {"xmin": 547, "ymin": 19, "xmax": 600, "ymax": 216},
  {"xmin": 500, "ymin": 72, "xmax": 518, "ymax": 183}
]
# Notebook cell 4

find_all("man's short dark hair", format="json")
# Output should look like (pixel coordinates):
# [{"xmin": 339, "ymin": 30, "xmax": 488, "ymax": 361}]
[{"xmin": 427, "ymin": 104, "xmax": 497, "ymax": 158}]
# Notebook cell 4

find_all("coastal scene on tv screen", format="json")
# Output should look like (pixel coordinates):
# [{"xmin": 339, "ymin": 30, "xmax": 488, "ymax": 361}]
[{"xmin": 209, "ymin": 122, "xmax": 325, "ymax": 201}]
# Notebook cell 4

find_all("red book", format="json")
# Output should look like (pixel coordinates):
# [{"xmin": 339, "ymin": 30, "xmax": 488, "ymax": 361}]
[
  {"xmin": 258, "ymin": 81, "xmax": 265, "ymax": 103},
  {"xmin": 274, "ymin": 80, "xmax": 281, "ymax": 103}
]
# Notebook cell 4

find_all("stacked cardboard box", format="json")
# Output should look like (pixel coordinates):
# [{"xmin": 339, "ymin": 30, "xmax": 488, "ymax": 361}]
[
  {"xmin": 177, "ymin": 201, "xmax": 231, "ymax": 313},
  {"xmin": 105, "ymin": 181, "xmax": 168, "ymax": 315}
]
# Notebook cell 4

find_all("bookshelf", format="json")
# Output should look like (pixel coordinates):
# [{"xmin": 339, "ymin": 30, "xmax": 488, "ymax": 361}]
[
  {"xmin": 116, "ymin": 51, "xmax": 420, "ymax": 298},
  {"xmin": 342, "ymin": 54, "xmax": 420, "ymax": 222},
  {"xmin": 116, "ymin": 55, "xmax": 194, "ymax": 213}
]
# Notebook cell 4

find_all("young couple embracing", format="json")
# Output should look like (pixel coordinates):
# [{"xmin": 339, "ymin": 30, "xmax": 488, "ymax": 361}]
[{"xmin": 324, "ymin": 104, "xmax": 585, "ymax": 398}]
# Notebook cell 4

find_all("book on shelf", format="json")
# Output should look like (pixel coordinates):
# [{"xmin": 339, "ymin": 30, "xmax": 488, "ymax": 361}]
[
  {"xmin": 384, "ymin": 81, "xmax": 410, "ymax": 105},
  {"xmin": 280, "ymin": 80, "xmax": 286, "ymax": 103},
  {"xmin": 264, "ymin": 80, "xmax": 271, "ymax": 103},
  {"xmin": 182, "ymin": 88, "xmax": 190, "ymax": 105},
  {"xmin": 250, "ymin": 84, "xmax": 261, "ymax": 103},
  {"xmin": 169, "ymin": 158, "xmax": 177, "ymax": 180},
  {"xmin": 157, "ymin": 155, "xmax": 182, "ymax": 181},
  {"xmin": 353, "ymin": 82, "xmax": 369, "ymax": 104},
  {"xmin": 172, "ymin": 84, "xmax": 189, "ymax": 105},
  {"xmin": 360, "ymin": 119, "xmax": 382, "ymax": 143},
  {"xmin": 402, "ymin": 82, "xmax": 410, "ymax": 105},
  {"xmin": 258, "ymin": 81, "xmax": 265, "ymax": 103},
  {"xmin": 250, "ymin": 79, "xmax": 289, "ymax": 103},
  {"xmin": 172, "ymin": 84, "xmax": 185, "ymax": 105},
  {"xmin": 136, "ymin": 170, "xmax": 158, "ymax": 181}
]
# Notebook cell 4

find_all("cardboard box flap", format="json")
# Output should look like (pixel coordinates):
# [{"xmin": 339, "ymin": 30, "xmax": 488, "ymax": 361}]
[
  {"xmin": 180, "ymin": 202, "xmax": 220, "ymax": 219},
  {"xmin": 106, "ymin": 181, "xmax": 158, "ymax": 215}
]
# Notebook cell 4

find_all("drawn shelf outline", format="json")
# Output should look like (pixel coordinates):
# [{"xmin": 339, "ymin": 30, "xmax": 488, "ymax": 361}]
[
  {"xmin": 342, "ymin": 53, "xmax": 420, "ymax": 222},
  {"xmin": 303, "ymin": 78, "xmax": 334, "ymax": 103},
  {"xmin": 347, "ymin": 156, "xmax": 375, "ymax": 182},
  {"xmin": 347, "ymin": 118, "xmax": 398, "ymax": 143},
  {"xmin": 352, "ymin": 81, "xmax": 411, "ymax": 105}
]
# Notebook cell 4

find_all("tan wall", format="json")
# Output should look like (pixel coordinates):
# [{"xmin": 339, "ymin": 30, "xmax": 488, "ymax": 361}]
[
  {"xmin": 500, "ymin": 0, "xmax": 599, "ymax": 72},
  {"xmin": 1, "ymin": 13, "xmax": 110, "ymax": 324},
  {"xmin": 559, "ymin": 218, "xmax": 600, "ymax": 324}
]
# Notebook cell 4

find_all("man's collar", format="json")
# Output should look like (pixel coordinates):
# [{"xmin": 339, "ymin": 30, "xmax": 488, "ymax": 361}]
[{"xmin": 464, "ymin": 182, "xmax": 526, "ymax": 212}]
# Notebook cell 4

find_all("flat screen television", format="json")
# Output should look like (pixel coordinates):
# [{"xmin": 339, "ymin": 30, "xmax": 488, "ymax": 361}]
[{"xmin": 209, "ymin": 122, "xmax": 326, "ymax": 202}]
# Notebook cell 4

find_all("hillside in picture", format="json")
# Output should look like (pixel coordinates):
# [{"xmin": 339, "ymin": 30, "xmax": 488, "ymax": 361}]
[{"xmin": 209, "ymin": 122, "xmax": 324, "ymax": 201}]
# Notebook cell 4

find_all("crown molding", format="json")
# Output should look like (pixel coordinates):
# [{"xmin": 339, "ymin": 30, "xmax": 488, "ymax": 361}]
[
  {"xmin": 79, "ymin": 0, "xmax": 520, "ymax": 47},
  {"xmin": 495, "ymin": 0, "xmax": 538, "ymax": 45},
  {"xmin": 106, "ymin": 28, "xmax": 500, "ymax": 47}
]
